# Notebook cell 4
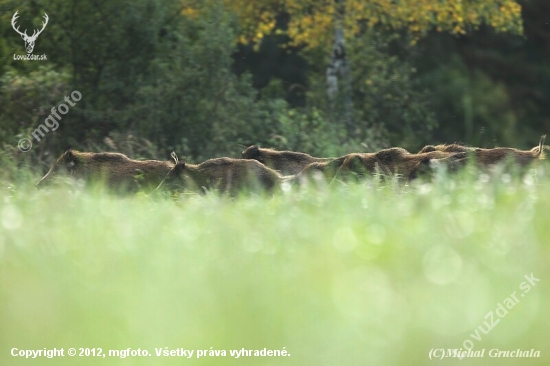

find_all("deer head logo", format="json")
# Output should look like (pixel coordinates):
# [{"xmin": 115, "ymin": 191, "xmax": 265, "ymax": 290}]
[{"xmin": 11, "ymin": 11, "xmax": 49, "ymax": 54}]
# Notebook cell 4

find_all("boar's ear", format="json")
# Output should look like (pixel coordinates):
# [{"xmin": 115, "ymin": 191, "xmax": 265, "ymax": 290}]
[
  {"xmin": 248, "ymin": 145, "xmax": 264, "ymax": 161},
  {"xmin": 534, "ymin": 135, "xmax": 547, "ymax": 158},
  {"xmin": 64, "ymin": 149, "xmax": 77, "ymax": 169},
  {"xmin": 540, "ymin": 134, "xmax": 547, "ymax": 147},
  {"xmin": 419, "ymin": 145, "xmax": 436, "ymax": 153},
  {"xmin": 244, "ymin": 145, "xmax": 258, "ymax": 154},
  {"xmin": 170, "ymin": 151, "xmax": 179, "ymax": 165},
  {"xmin": 173, "ymin": 161, "xmax": 186, "ymax": 174}
]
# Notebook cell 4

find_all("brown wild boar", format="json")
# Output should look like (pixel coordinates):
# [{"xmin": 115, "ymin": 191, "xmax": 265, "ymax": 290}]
[
  {"xmin": 241, "ymin": 145, "xmax": 335, "ymax": 175},
  {"xmin": 417, "ymin": 135, "xmax": 546, "ymax": 170},
  {"xmin": 294, "ymin": 156, "xmax": 349, "ymax": 183},
  {"xmin": 335, "ymin": 148, "xmax": 459, "ymax": 181},
  {"xmin": 156, "ymin": 157, "xmax": 286, "ymax": 195},
  {"xmin": 36, "ymin": 149, "xmax": 174, "ymax": 193},
  {"xmin": 418, "ymin": 144, "xmax": 474, "ymax": 154},
  {"xmin": 408, "ymin": 152, "xmax": 469, "ymax": 181}
]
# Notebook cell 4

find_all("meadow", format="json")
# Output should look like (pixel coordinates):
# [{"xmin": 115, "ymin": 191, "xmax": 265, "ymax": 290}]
[{"xmin": 1, "ymin": 164, "xmax": 549, "ymax": 366}]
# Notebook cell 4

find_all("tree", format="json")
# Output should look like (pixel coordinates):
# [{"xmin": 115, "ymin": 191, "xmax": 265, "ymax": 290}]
[
  {"xmin": 226, "ymin": 0, "xmax": 523, "ymax": 48},
  {"xmin": 217, "ymin": 0, "xmax": 524, "ymax": 134},
  {"xmin": 0, "ymin": 0, "xmax": 287, "ymax": 161},
  {"xmin": 411, "ymin": 0, "xmax": 550, "ymax": 147}
]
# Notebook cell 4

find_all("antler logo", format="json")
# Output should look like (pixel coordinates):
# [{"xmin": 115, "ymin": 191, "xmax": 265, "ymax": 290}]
[{"xmin": 11, "ymin": 11, "xmax": 49, "ymax": 54}]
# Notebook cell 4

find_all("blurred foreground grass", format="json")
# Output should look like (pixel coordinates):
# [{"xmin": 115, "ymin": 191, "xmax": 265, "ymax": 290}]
[{"xmin": 1, "ymin": 166, "xmax": 550, "ymax": 365}]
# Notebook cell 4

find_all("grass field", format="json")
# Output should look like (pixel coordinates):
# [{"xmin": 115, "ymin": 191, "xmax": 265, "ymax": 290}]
[{"xmin": 1, "ymin": 165, "xmax": 549, "ymax": 365}]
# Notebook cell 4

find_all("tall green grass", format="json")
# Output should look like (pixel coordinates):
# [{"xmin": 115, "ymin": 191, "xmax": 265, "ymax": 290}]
[{"xmin": 1, "ymin": 165, "xmax": 549, "ymax": 365}]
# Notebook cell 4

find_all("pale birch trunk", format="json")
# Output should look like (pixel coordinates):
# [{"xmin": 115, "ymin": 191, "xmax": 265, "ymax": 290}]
[{"xmin": 326, "ymin": 0, "xmax": 354, "ymax": 133}]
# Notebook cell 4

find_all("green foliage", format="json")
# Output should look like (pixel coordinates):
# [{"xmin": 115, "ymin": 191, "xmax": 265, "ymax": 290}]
[
  {"xmin": 419, "ymin": 55, "xmax": 517, "ymax": 146},
  {"xmin": 0, "ymin": 0, "xmax": 292, "ymax": 165},
  {"xmin": 348, "ymin": 30, "xmax": 437, "ymax": 150},
  {"xmin": 265, "ymin": 106, "xmax": 345, "ymax": 156},
  {"xmin": 412, "ymin": 0, "xmax": 550, "ymax": 148},
  {"xmin": 239, "ymin": 96, "xmax": 369, "ymax": 157},
  {"xmin": 301, "ymin": 29, "xmax": 437, "ymax": 152},
  {"xmin": 0, "ymin": 65, "xmax": 70, "ymax": 153},
  {"xmin": 135, "ymin": 1, "xmax": 304, "ymax": 161},
  {"xmin": 0, "ymin": 0, "xmax": 548, "ymax": 174},
  {"xmin": 0, "ymin": 143, "xmax": 37, "ymax": 189}
]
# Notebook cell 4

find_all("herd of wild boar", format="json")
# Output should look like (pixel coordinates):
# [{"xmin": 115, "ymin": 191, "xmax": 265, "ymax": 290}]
[{"xmin": 36, "ymin": 135, "xmax": 547, "ymax": 195}]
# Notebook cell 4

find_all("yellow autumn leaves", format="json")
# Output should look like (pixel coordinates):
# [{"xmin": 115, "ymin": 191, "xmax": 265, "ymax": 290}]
[{"xmin": 181, "ymin": 0, "xmax": 523, "ymax": 50}]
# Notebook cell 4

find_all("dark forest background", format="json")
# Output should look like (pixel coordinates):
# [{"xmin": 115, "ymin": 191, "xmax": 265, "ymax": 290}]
[{"xmin": 1, "ymin": 0, "xmax": 549, "ymax": 172}]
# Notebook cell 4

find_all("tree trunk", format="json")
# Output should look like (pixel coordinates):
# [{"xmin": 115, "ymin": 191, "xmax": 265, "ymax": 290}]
[{"xmin": 326, "ymin": 0, "xmax": 354, "ymax": 133}]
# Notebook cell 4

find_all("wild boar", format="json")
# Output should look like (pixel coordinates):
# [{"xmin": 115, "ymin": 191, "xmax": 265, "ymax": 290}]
[
  {"xmin": 418, "ymin": 144, "xmax": 474, "ymax": 154},
  {"xmin": 241, "ymin": 145, "xmax": 335, "ymax": 175},
  {"xmin": 417, "ymin": 135, "xmax": 546, "ymax": 171},
  {"xmin": 337, "ymin": 148, "xmax": 457, "ymax": 181},
  {"xmin": 408, "ymin": 152, "xmax": 469, "ymax": 181},
  {"xmin": 36, "ymin": 149, "xmax": 174, "ymax": 193},
  {"xmin": 156, "ymin": 157, "xmax": 286, "ymax": 196},
  {"xmin": 294, "ymin": 156, "xmax": 348, "ymax": 183}
]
